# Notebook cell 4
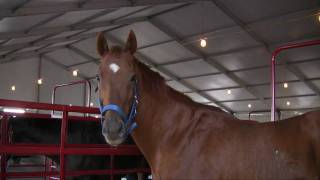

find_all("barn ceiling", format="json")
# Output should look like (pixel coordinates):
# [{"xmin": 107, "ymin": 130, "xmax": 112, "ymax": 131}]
[{"xmin": 0, "ymin": 0, "xmax": 320, "ymax": 121}]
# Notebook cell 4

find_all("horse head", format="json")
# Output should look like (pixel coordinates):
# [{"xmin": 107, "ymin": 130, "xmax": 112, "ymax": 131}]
[{"xmin": 96, "ymin": 30, "xmax": 139, "ymax": 146}]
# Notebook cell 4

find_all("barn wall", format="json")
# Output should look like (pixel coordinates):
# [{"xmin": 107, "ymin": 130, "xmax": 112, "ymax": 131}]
[
  {"xmin": 0, "ymin": 55, "xmax": 96, "ymax": 112},
  {"xmin": 0, "ymin": 58, "xmax": 38, "ymax": 102},
  {"xmin": 39, "ymin": 59, "xmax": 85, "ymax": 106}
]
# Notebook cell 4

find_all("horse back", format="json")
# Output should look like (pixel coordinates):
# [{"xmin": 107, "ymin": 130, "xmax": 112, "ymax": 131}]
[{"xmin": 158, "ymin": 110, "xmax": 320, "ymax": 179}]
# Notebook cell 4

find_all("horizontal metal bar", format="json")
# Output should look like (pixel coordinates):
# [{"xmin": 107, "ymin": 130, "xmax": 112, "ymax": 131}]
[
  {"xmin": 0, "ymin": 145, "xmax": 141, "ymax": 156},
  {"xmin": 4, "ymin": 168, "xmax": 151, "ymax": 178},
  {"xmin": 216, "ymin": 93, "xmax": 317, "ymax": 103},
  {"xmin": 0, "ymin": 99, "xmax": 99, "ymax": 113},
  {"xmin": 234, "ymin": 107, "xmax": 320, "ymax": 114}
]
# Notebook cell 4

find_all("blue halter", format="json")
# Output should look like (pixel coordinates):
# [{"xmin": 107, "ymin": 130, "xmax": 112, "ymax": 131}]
[{"xmin": 98, "ymin": 78, "xmax": 139, "ymax": 135}]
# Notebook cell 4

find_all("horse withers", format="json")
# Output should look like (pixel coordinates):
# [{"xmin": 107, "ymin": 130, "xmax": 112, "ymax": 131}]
[{"xmin": 96, "ymin": 30, "xmax": 320, "ymax": 179}]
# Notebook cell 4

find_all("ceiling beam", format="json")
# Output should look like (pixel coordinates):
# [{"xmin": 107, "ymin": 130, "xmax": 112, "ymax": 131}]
[
  {"xmin": 210, "ymin": 0, "xmax": 320, "ymax": 99},
  {"xmin": 216, "ymin": 93, "xmax": 317, "ymax": 103},
  {"xmin": 42, "ymin": 55, "xmax": 93, "ymax": 82},
  {"xmin": 0, "ymin": 3, "xmax": 191, "ymax": 48},
  {"xmin": 148, "ymin": 18, "xmax": 269, "ymax": 108},
  {"xmin": 67, "ymin": 45, "xmax": 99, "ymax": 65},
  {"xmin": 0, "ymin": 0, "xmax": 205, "ymax": 19},
  {"xmin": 0, "ymin": 3, "xmax": 192, "ymax": 60},
  {"xmin": 284, "ymin": 63, "xmax": 320, "ymax": 96},
  {"xmin": 234, "ymin": 107, "xmax": 320, "ymax": 114},
  {"xmin": 0, "ymin": 16, "xmax": 146, "ymax": 40},
  {"xmin": 105, "ymin": 33, "xmax": 234, "ymax": 113},
  {"xmin": 2, "ymin": 2, "xmax": 315, "ymax": 60}
]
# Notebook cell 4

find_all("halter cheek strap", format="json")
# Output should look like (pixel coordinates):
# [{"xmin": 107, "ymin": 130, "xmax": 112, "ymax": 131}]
[{"xmin": 98, "ymin": 78, "xmax": 139, "ymax": 135}]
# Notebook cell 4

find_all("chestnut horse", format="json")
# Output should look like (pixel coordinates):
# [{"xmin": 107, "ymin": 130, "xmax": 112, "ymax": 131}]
[{"xmin": 95, "ymin": 30, "xmax": 320, "ymax": 179}]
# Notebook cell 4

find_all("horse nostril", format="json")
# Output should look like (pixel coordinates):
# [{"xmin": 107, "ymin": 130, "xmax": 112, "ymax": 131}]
[
  {"xmin": 102, "ymin": 126, "xmax": 108, "ymax": 135},
  {"xmin": 114, "ymin": 122, "xmax": 123, "ymax": 133}
]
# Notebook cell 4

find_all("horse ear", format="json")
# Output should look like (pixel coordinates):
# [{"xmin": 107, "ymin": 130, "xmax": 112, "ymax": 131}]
[
  {"xmin": 96, "ymin": 32, "xmax": 109, "ymax": 57},
  {"xmin": 125, "ymin": 30, "xmax": 137, "ymax": 54}
]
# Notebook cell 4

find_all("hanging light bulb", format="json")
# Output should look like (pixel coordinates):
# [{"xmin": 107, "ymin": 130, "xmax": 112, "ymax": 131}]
[
  {"xmin": 227, "ymin": 89, "xmax": 232, "ymax": 95},
  {"xmin": 283, "ymin": 82, "xmax": 288, "ymax": 88},
  {"xmin": 72, "ymin": 70, "xmax": 78, "ymax": 77},
  {"xmin": 286, "ymin": 101, "xmax": 291, "ymax": 106},
  {"xmin": 37, "ymin": 78, "xmax": 43, "ymax": 85},
  {"xmin": 248, "ymin": 104, "xmax": 252, "ymax": 108},
  {"xmin": 200, "ymin": 38, "xmax": 207, "ymax": 48},
  {"xmin": 11, "ymin": 85, "xmax": 16, "ymax": 91}
]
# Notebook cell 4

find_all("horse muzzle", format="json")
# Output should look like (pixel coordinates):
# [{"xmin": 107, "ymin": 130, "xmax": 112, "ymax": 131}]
[{"xmin": 101, "ymin": 115, "xmax": 126, "ymax": 146}]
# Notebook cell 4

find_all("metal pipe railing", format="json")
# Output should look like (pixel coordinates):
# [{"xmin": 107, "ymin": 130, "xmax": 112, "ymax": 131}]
[
  {"xmin": 271, "ymin": 39, "xmax": 320, "ymax": 121},
  {"xmin": 51, "ymin": 80, "xmax": 92, "ymax": 117}
]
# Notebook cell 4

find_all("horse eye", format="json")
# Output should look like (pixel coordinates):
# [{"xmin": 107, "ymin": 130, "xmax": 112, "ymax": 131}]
[{"xmin": 130, "ymin": 75, "xmax": 136, "ymax": 82}]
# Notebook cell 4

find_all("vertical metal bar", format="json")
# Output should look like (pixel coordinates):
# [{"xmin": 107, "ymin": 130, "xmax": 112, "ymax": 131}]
[
  {"xmin": 271, "ymin": 54, "xmax": 276, "ymax": 122},
  {"xmin": 248, "ymin": 111, "xmax": 252, "ymax": 120},
  {"xmin": 44, "ymin": 156, "xmax": 47, "ymax": 180},
  {"xmin": 110, "ymin": 155, "xmax": 114, "ymax": 180},
  {"xmin": 48, "ymin": 159, "xmax": 53, "ymax": 180},
  {"xmin": 0, "ymin": 115, "xmax": 8, "ymax": 180},
  {"xmin": 60, "ymin": 109, "xmax": 68, "ymax": 180}
]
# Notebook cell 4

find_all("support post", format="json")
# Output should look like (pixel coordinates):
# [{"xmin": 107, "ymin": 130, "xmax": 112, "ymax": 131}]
[
  {"xmin": 0, "ymin": 115, "xmax": 9, "ymax": 180},
  {"xmin": 60, "ymin": 109, "xmax": 69, "ymax": 180}
]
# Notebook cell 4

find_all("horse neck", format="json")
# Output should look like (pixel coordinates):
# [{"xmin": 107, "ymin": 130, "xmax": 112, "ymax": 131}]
[{"xmin": 131, "ymin": 66, "xmax": 202, "ymax": 170}]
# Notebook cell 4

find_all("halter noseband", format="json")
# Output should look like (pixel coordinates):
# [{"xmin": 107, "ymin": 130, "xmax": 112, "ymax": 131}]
[{"xmin": 98, "ymin": 77, "xmax": 139, "ymax": 135}]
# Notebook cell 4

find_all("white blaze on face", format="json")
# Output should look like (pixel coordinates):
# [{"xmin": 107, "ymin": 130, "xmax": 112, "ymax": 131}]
[{"xmin": 109, "ymin": 63, "xmax": 120, "ymax": 74}]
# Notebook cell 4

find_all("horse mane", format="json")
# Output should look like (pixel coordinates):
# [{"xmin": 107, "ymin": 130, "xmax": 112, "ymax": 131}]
[{"xmin": 134, "ymin": 58, "xmax": 224, "ymax": 113}]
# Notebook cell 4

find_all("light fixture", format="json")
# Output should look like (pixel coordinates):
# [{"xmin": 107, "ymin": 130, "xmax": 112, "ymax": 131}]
[
  {"xmin": 11, "ymin": 85, "xmax": 16, "ymax": 91},
  {"xmin": 248, "ymin": 104, "xmax": 252, "ymax": 108},
  {"xmin": 283, "ymin": 83, "xmax": 288, "ymax": 88},
  {"xmin": 200, "ymin": 38, "xmax": 207, "ymax": 48},
  {"xmin": 286, "ymin": 101, "xmax": 291, "ymax": 106},
  {"xmin": 227, "ymin": 89, "xmax": 232, "ymax": 95},
  {"xmin": 318, "ymin": 15, "xmax": 320, "ymax": 23},
  {"xmin": 37, "ymin": 78, "xmax": 43, "ymax": 85},
  {"xmin": 3, "ymin": 108, "xmax": 25, "ymax": 114},
  {"xmin": 95, "ymin": 115, "xmax": 99, "ymax": 118},
  {"xmin": 72, "ymin": 70, "xmax": 78, "ymax": 77},
  {"xmin": 90, "ymin": 102, "xmax": 94, "ymax": 106},
  {"xmin": 69, "ymin": 104, "xmax": 72, "ymax": 106}
]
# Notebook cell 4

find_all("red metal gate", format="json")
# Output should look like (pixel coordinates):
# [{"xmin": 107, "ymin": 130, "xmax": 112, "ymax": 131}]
[{"xmin": 0, "ymin": 99, "xmax": 150, "ymax": 180}]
